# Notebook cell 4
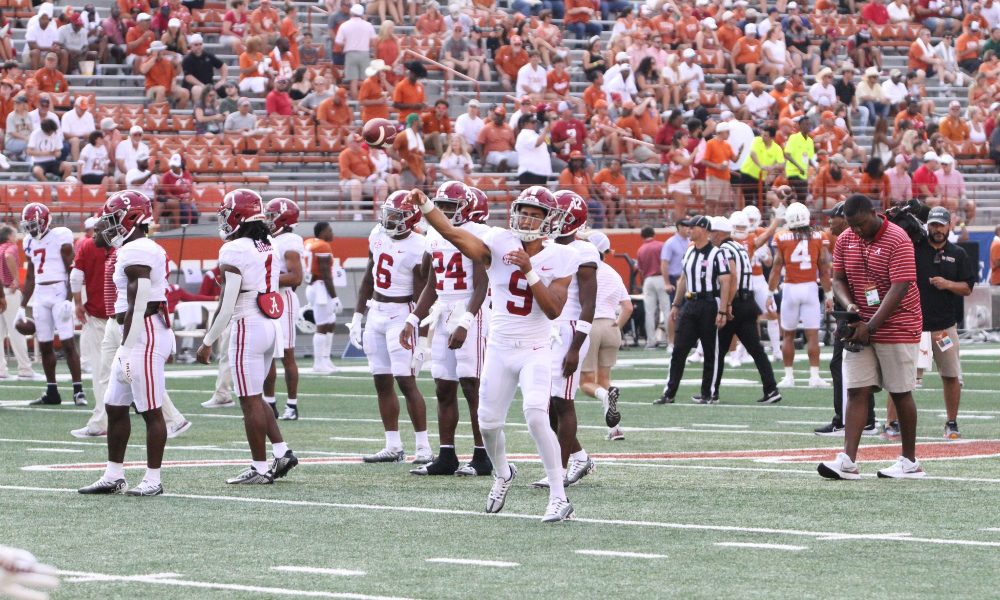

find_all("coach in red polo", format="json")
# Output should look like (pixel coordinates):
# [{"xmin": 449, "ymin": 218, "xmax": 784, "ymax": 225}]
[{"xmin": 820, "ymin": 194, "xmax": 924, "ymax": 480}]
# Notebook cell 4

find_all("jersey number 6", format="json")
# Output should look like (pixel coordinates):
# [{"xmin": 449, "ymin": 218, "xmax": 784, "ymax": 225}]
[
  {"xmin": 375, "ymin": 253, "xmax": 393, "ymax": 289},
  {"xmin": 506, "ymin": 271, "xmax": 533, "ymax": 316}
]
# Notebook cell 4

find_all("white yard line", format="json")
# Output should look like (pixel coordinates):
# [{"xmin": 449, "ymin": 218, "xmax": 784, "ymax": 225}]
[
  {"xmin": 575, "ymin": 550, "xmax": 667, "ymax": 559},
  {"xmin": 271, "ymin": 566, "xmax": 366, "ymax": 577},
  {"xmin": 690, "ymin": 424, "xmax": 749, "ymax": 429},
  {"xmin": 330, "ymin": 437, "xmax": 386, "ymax": 443},
  {"xmin": 714, "ymin": 542, "xmax": 807, "ymax": 551},
  {"xmin": 26, "ymin": 448, "xmax": 85, "ymax": 453},
  {"xmin": 425, "ymin": 558, "xmax": 519, "ymax": 568},
  {"xmin": 979, "ymin": 528, "xmax": 1000, "ymax": 532}
]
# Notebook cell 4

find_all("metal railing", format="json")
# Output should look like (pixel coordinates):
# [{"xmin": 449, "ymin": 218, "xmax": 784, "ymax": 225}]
[{"xmin": 401, "ymin": 49, "xmax": 480, "ymax": 103}]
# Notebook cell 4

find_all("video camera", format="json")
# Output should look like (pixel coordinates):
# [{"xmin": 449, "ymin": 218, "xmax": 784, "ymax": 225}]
[
  {"xmin": 884, "ymin": 199, "xmax": 929, "ymax": 244},
  {"xmin": 831, "ymin": 311, "xmax": 863, "ymax": 353}
]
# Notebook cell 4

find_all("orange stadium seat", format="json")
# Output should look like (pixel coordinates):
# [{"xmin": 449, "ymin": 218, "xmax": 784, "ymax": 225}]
[
  {"xmin": 54, "ymin": 183, "xmax": 81, "ymax": 204},
  {"xmin": 80, "ymin": 185, "xmax": 107, "ymax": 211},
  {"xmin": 26, "ymin": 184, "xmax": 50, "ymax": 204},
  {"xmin": 5, "ymin": 184, "xmax": 26, "ymax": 205},
  {"xmin": 186, "ymin": 154, "xmax": 212, "ymax": 172},
  {"xmin": 211, "ymin": 149, "xmax": 238, "ymax": 172},
  {"xmin": 236, "ymin": 154, "xmax": 260, "ymax": 171},
  {"xmin": 173, "ymin": 114, "xmax": 194, "ymax": 132},
  {"xmin": 268, "ymin": 134, "xmax": 296, "ymax": 153},
  {"xmin": 190, "ymin": 184, "xmax": 225, "ymax": 209},
  {"xmin": 49, "ymin": 92, "xmax": 71, "ymax": 109}
]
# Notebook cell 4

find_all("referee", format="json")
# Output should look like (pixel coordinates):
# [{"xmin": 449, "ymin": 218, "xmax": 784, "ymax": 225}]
[
  {"xmin": 655, "ymin": 216, "xmax": 733, "ymax": 405},
  {"xmin": 710, "ymin": 216, "xmax": 781, "ymax": 405}
]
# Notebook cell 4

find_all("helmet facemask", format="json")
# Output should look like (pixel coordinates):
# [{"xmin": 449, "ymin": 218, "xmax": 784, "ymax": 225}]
[{"xmin": 509, "ymin": 202, "xmax": 555, "ymax": 242}]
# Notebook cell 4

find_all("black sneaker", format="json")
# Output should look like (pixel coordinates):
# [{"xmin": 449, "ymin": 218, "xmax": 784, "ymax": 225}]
[
  {"xmin": 814, "ymin": 422, "xmax": 845, "ymax": 436},
  {"xmin": 78, "ymin": 478, "xmax": 127, "ymax": 494},
  {"xmin": 226, "ymin": 466, "xmax": 274, "ymax": 484},
  {"xmin": 882, "ymin": 421, "xmax": 901, "ymax": 440},
  {"xmin": 653, "ymin": 393, "xmax": 675, "ymax": 405},
  {"xmin": 30, "ymin": 394, "xmax": 61, "ymax": 406},
  {"xmin": 271, "ymin": 450, "xmax": 299, "ymax": 479},
  {"xmin": 862, "ymin": 422, "xmax": 879, "ymax": 436},
  {"xmin": 757, "ymin": 390, "xmax": 782, "ymax": 405},
  {"xmin": 691, "ymin": 394, "xmax": 719, "ymax": 405},
  {"xmin": 605, "ymin": 386, "xmax": 621, "ymax": 427},
  {"xmin": 945, "ymin": 421, "xmax": 961, "ymax": 440},
  {"xmin": 410, "ymin": 450, "xmax": 459, "ymax": 475}
]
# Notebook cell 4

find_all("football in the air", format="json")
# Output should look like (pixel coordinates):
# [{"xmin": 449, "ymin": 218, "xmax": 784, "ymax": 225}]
[
  {"xmin": 14, "ymin": 317, "xmax": 35, "ymax": 336},
  {"xmin": 362, "ymin": 118, "xmax": 398, "ymax": 148}
]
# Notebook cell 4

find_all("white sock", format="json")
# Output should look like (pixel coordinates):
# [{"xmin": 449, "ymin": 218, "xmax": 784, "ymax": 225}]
[
  {"xmin": 143, "ymin": 468, "xmax": 161, "ymax": 485},
  {"xmin": 273, "ymin": 441, "xmax": 289, "ymax": 457},
  {"xmin": 313, "ymin": 334, "xmax": 323, "ymax": 363},
  {"xmin": 414, "ymin": 430, "xmax": 430, "ymax": 449},
  {"xmin": 810, "ymin": 366, "xmax": 821, "ymax": 379},
  {"xmin": 385, "ymin": 430, "xmax": 402, "ymax": 450},
  {"xmin": 286, "ymin": 397, "xmax": 297, "ymax": 407},
  {"xmin": 570, "ymin": 449, "xmax": 588, "ymax": 462},
  {"xmin": 595, "ymin": 387, "xmax": 609, "ymax": 411},
  {"xmin": 252, "ymin": 460, "xmax": 270, "ymax": 474},
  {"xmin": 785, "ymin": 366, "xmax": 794, "ymax": 379},
  {"xmin": 524, "ymin": 408, "xmax": 566, "ymax": 502},
  {"xmin": 768, "ymin": 321, "xmax": 781, "ymax": 353},
  {"xmin": 482, "ymin": 427, "xmax": 510, "ymax": 479},
  {"xmin": 324, "ymin": 333, "xmax": 334, "ymax": 361},
  {"xmin": 264, "ymin": 395, "xmax": 275, "ymax": 406},
  {"xmin": 104, "ymin": 461, "xmax": 124, "ymax": 481}
]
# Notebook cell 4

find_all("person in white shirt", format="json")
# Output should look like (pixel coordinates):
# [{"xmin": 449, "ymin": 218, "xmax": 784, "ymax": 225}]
[
  {"xmin": 60, "ymin": 96, "xmax": 95, "ymax": 161},
  {"xmin": 514, "ymin": 113, "xmax": 552, "ymax": 185},
  {"xmin": 983, "ymin": 0, "xmax": 1000, "ymax": 28},
  {"xmin": 721, "ymin": 111, "xmax": 754, "ymax": 172},
  {"xmin": 115, "ymin": 125, "xmax": 149, "ymax": 178},
  {"xmin": 515, "ymin": 51, "xmax": 548, "ymax": 100},
  {"xmin": 808, "ymin": 67, "xmax": 837, "ymax": 112},
  {"xmin": 744, "ymin": 81, "xmax": 776, "ymax": 120},
  {"xmin": 883, "ymin": 69, "xmax": 909, "ymax": 108},
  {"xmin": 23, "ymin": 4, "xmax": 62, "ymax": 69},
  {"xmin": 334, "ymin": 3, "xmax": 376, "ymax": 98},
  {"xmin": 28, "ymin": 94, "xmax": 60, "ymax": 131},
  {"xmin": 602, "ymin": 52, "xmax": 637, "ymax": 106},
  {"xmin": 78, "ymin": 130, "xmax": 110, "ymax": 184},
  {"xmin": 438, "ymin": 134, "xmax": 474, "ymax": 181},
  {"xmin": 454, "ymin": 99, "xmax": 484, "ymax": 150},
  {"xmin": 888, "ymin": 0, "xmax": 913, "ymax": 22},
  {"xmin": 28, "ymin": 119, "xmax": 72, "ymax": 180},
  {"xmin": 125, "ymin": 153, "xmax": 158, "ymax": 198},
  {"xmin": 677, "ymin": 48, "xmax": 705, "ymax": 95}
]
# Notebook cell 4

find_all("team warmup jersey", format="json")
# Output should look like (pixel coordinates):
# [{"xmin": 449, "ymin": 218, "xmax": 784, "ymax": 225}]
[
  {"xmin": 425, "ymin": 221, "xmax": 490, "ymax": 301},
  {"xmin": 368, "ymin": 225, "xmax": 424, "ymax": 298},
  {"xmin": 272, "ymin": 231, "xmax": 306, "ymax": 287},
  {"xmin": 557, "ymin": 239, "xmax": 600, "ymax": 322},
  {"xmin": 219, "ymin": 236, "xmax": 281, "ymax": 320},
  {"xmin": 112, "ymin": 237, "xmax": 169, "ymax": 314},
  {"xmin": 775, "ymin": 229, "xmax": 826, "ymax": 284},
  {"xmin": 482, "ymin": 227, "xmax": 577, "ymax": 343},
  {"xmin": 304, "ymin": 237, "xmax": 334, "ymax": 280},
  {"xmin": 24, "ymin": 226, "xmax": 74, "ymax": 284}
]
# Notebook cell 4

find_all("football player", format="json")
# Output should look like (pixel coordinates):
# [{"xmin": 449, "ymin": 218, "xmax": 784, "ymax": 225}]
[
  {"xmin": 738, "ymin": 204, "xmax": 782, "ymax": 358},
  {"xmin": 304, "ymin": 222, "xmax": 341, "ymax": 374},
  {"xmin": 264, "ymin": 198, "xmax": 306, "ymax": 420},
  {"xmin": 767, "ymin": 202, "xmax": 832, "ymax": 388},
  {"xmin": 411, "ymin": 185, "xmax": 578, "ymax": 523},
  {"xmin": 197, "ymin": 189, "xmax": 298, "ymax": 484},
  {"xmin": 350, "ymin": 191, "xmax": 432, "ymax": 464},
  {"xmin": 78, "ymin": 191, "xmax": 173, "ymax": 496},
  {"xmin": 401, "ymin": 182, "xmax": 492, "ymax": 477},
  {"xmin": 18, "ymin": 203, "xmax": 86, "ymax": 406}
]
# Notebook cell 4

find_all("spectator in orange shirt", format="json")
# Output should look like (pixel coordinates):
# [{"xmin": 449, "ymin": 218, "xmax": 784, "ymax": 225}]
[
  {"xmin": 858, "ymin": 156, "xmax": 891, "ymax": 208},
  {"xmin": 557, "ymin": 151, "xmax": 593, "ymax": 197},
  {"xmin": 316, "ymin": 86, "xmax": 353, "ymax": 130},
  {"xmin": 415, "ymin": 2, "xmax": 446, "ymax": 38},
  {"xmin": 564, "ymin": 0, "xmax": 601, "ymax": 39},
  {"xmin": 592, "ymin": 157, "xmax": 630, "ymax": 227},
  {"xmin": 420, "ymin": 99, "xmax": 452, "ymax": 157},
  {"xmin": 250, "ymin": 0, "xmax": 280, "ymax": 42},
  {"xmin": 340, "ymin": 133, "xmax": 388, "ymax": 206},
  {"xmin": 716, "ymin": 10, "xmax": 742, "ymax": 52},
  {"xmin": 34, "ymin": 52, "xmax": 68, "ymax": 93},
  {"xmin": 125, "ymin": 12, "xmax": 156, "ymax": 73},
  {"xmin": 357, "ymin": 59, "xmax": 391, "ymax": 123},
  {"xmin": 494, "ymin": 35, "xmax": 529, "ymax": 90},
  {"xmin": 701, "ymin": 122, "xmax": 736, "ymax": 214},
  {"xmin": 392, "ymin": 112, "xmax": 426, "ymax": 187},
  {"xmin": 811, "ymin": 153, "xmax": 856, "ymax": 209},
  {"xmin": 587, "ymin": 99, "xmax": 620, "ymax": 156},
  {"xmin": 476, "ymin": 105, "xmax": 517, "ymax": 171},
  {"xmin": 582, "ymin": 71, "xmax": 604, "ymax": 118},
  {"xmin": 141, "ymin": 41, "xmax": 189, "ymax": 107},
  {"xmin": 957, "ymin": 22, "xmax": 984, "ymax": 72},
  {"xmin": 544, "ymin": 55, "xmax": 576, "ymax": 107},
  {"xmin": 731, "ymin": 23, "xmax": 761, "ymax": 83},
  {"xmin": 617, "ymin": 101, "xmax": 659, "ymax": 164},
  {"xmin": 238, "ymin": 35, "xmax": 271, "ymax": 94},
  {"xmin": 939, "ymin": 100, "xmax": 970, "ymax": 144},
  {"xmin": 811, "ymin": 109, "xmax": 850, "ymax": 156},
  {"xmin": 392, "ymin": 60, "xmax": 427, "ymax": 123}
]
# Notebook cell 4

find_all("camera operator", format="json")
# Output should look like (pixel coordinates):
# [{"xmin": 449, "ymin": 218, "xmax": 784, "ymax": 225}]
[{"xmin": 818, "ymin": 194, "xmax": 925, "ymax": 480}]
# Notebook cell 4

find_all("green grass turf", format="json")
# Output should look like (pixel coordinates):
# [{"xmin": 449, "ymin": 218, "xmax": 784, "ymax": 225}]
[{"xmin": 2, "ymin": 347, "xmax": 1000, "ymax": 599}]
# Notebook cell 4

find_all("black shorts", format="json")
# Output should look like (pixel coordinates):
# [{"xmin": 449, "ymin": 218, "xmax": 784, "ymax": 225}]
[
  {"xmin": 34, "ymin": 160, "xmax": 62, "ymax": 176},
  {"xmin": 81, "ymin": 173, "xmax": 104, "ymax": 184}
]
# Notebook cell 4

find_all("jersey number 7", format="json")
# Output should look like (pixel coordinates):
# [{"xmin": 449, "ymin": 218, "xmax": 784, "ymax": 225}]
[{"xmin": 33, "ymin": 248, "xmax": 46, "ymax": 274}]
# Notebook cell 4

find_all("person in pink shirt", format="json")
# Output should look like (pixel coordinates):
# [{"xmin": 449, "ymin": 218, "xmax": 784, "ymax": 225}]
[
  {"xmin": 886, "ymin": 154, "xmax": 913, "ymax": 207},
  {"xmin": 933, "ymin": 153, "xmax": 975, "ymax": 221}
]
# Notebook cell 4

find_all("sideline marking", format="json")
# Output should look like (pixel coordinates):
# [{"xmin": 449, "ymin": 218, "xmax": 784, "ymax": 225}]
[
  {"xmin": 425, "ymin": 558, "xmax": 519, "ymax": 568},
  {"xmin": 714, "ymin": 543, "xmax": 807, "ymax": 551},
  {"xmin": 690, "ymin": 424, "xmax": 748, "ymax": 429},
  {"xmin": 272, "ymin": 566, "xmax": 366, "ymax": 577},
  {"xmin": 27, "ymin": 448, "xmax": 85, "ymax": 453},
  {"xmin": 980, "ymin": 528, "xmax": 1000, "ymax": 532},
  {"xmin": 575, "ymin": 550, "xmax": 667, "ymax": 559}
]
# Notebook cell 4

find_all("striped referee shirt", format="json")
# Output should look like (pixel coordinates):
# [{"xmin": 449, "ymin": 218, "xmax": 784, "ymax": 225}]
[
  {"xmin": 681, "ymin": 242, "xmax": 730, "ymax": 295},
  {"xmin": 720, "ymin": 239, "xmax": 752, "ymax": 292}
]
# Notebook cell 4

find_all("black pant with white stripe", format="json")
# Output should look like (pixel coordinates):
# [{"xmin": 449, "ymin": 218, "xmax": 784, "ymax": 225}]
[
  {"xmin": 664, "ymin": 299, "xmax": 719, "ymax": 400},
  {"xmin": 713, "ymin": 296, "xmax": 777, "ymax": 397},
  {"xmin": 830, "ymin": 334, "xmax": 876, "ymax": 428}
]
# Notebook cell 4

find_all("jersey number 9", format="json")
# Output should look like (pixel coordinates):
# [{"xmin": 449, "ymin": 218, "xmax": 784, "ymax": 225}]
[{"xmin": 506, "ymin": 271, "xmax": 533, "ymax": 316}]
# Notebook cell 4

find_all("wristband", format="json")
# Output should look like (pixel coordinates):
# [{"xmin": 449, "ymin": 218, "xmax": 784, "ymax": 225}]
[
  {"xmin": 767, "ymin": 289, "xmax": 776, "ymax": 296},
  {"xmin": 457, "ymin": 311, "xmax": 474, "ymax": 330},
  {"xmin": 405, "ymin": 313, "xmax": 420, "ymax": 328},
  {"xmin": 574, "ymin": 321, "xmax": 592, "ymax": 336},
  {"xmin": 524, "ymin": 270, "xmax": 541, "ymax": 286},
  {"xmin": 419, "ymin": 201, "xmax": 435, "ymax": 214}
]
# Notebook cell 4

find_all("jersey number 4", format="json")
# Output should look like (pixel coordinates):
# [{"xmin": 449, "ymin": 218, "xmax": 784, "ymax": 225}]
[
  {"xmin": 375, "ymin": 253, "xmax": 393, "ymax": 289},
  {"xmin": 432, "ymin": 251, "xmax": 468, "ymax": 291},
  {"xmin": 33, "ymin": 248, "xmax": 46, "ymax": 274},
  {"xmin": 790, "ymin": 240, "xmax": 812, "ymax": 270},
  {"xmin": 506, "ymin": 271, "xmax": 533, "ymax": 316}
]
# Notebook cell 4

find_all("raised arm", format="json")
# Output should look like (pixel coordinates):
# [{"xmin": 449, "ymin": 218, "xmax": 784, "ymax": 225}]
[{"xmin": 409, "ymin": 189, "xmax": 491, "ymax": 266}]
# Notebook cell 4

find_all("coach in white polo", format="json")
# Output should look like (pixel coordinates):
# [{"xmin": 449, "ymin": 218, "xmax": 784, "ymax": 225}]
[{"xmin": 334, "ymin": 3, "xmax": 376, "ymax": 98}]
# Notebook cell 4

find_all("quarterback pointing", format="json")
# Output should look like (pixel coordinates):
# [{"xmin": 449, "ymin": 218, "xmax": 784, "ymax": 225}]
[{"xmin": 411, "ymin": 185, "xmax": 578, "ymax": 523}]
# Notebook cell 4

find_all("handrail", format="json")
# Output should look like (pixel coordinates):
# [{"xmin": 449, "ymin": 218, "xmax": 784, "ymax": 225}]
[{"xmin": 401, "ymin": 48, "xmax": 480, "ymax": 103}]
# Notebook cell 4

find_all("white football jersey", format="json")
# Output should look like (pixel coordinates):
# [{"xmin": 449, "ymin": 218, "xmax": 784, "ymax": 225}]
[
  {"xmin": 219, "ymin": 236, "xmax": 281, "ymax": 320},
  {"xmin": 368, "ymin": 225, "xmax": 424, "ymax": 298},
  {"xmin": 272, "ymin": 231, "xmax": 306, "ymax": 285},
  {"xmin": 482, "ymin": 227, "xmax": 577, "ymax": 343},
  {"xmin": 112, "ymin": 237, "xmax": 169, "ymax": 314},
  {"xmin": 425, "ymin": 221, "xmax": 490, "ymax": 301},
  {"xmin": 557, "ymin": 239, "xmax": 601, "ymax": 322},
  {"xmin": 24, "ymin": 226, "xmax": 74, "ymax": 284}
]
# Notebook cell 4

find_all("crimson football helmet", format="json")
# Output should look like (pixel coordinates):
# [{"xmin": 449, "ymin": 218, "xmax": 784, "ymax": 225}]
[
  {"xmin": 100, "ymin": 190, "xmax": 153, "ymax": 248},
  {"xmin": 510, "ymin": 186, "xmax": 559, "ymax": 242},
  {"xmin": 265, "ymin": 197, "xmax": 300, "ymax": 234},
  {"xmin": 467, "ymin": 186, "xmax": 489, "ymax": 224},
  {"xmin": 218, "ymin": 188, "xmax": 265, "ymax": 239},
  {"xmin": 19, "ymin": 203, "xmax": 51, "ymax": 239},
  {"xmin": 553, "ymin": 190, "xmax": 588, "ymax": 237},
  {"xmin": 433, "ymin": 180, "xmax": 475, "ymax": 225},
  {"xmin": 380, "ymin": 190, "xmax": 421, "ymax": 237}
]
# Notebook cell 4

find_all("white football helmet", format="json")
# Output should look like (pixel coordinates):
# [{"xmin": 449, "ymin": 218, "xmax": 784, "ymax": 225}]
[
  {"xmin": 743, "ymin": 204, "xmax": 762, "ymax": 230},
  {"xmin": 784, "ymin": 202, "xmax": 811, "ymax": 229},
  {"xmin": 729, "ymin": 211, "xmax": 750, "ymax": 240}
]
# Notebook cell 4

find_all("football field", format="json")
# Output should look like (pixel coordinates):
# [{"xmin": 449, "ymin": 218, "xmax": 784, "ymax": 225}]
[{"xmin": 2, "ymin": 347, "xmax": 1000, "ymax": 599}]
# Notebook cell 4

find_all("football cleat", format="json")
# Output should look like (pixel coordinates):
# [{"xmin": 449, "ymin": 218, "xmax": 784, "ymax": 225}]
[
  {"xmin": 78, "ymin": 478, "xmax": 127, "ymax": 495},
  {"xmin": 125, "ymin": 480, "xmax": 164, "ymax": 496},
  {"xmin": 310, "ymin": 362, "xmax": 336, "ymax": 375},
  {"xmin": 362, "ymin": 448, "xmax": 406, "ymax": 463},
  {"xmin": 606, "ymin": 427, "xmax": 625, "ymax": 441},
  {"xmin": 566, "ymin": 457, "xmax": 594, "ymax": 486},
  {"xmin": 70, "ymin": 426, "xmax": 107, "ymax": 438},
  {"xmin": 882, "ymin": 421, "xmax": 901, "ymax": 440},
  {"xmin": 412, "ymin": 448, "xmax": 434, "ymax": 465},
  {"xmin": 862, "ymin": 422, "xmax": 879, "ymax": 436},
  {"xmin": 73, "ymin": 392, "xmax": 87, "ymax": 406},
  {"xmin": 279, "ymin": 405, "xmax": 299, "ymax": 421},
  {"xmin": 531, "ymin": 477, "xmax": 550, "ymax": 489},
  {"xmin": 271, "ymin": 450, "xmax": 299, "ymax": 479},
  {"xmin": 455, "ymin": 450, "xmax": 493, "ymax": 476},
  {"xmin": 201, "ymin": 395, "xmax": 234, "ymax": 408},
  {"xmin": 757, "ymin": 390, "xmax": 782, "ymax": 405},
  {"xmin": 30, "ymin": 394, "xmax": 61, "ymax": 406},
  {"xmin": 226, "ymin": 467, "xmax": 274, "ymax": 484},
  {"xmin": 410, "ymin": 453, "xmax": 458, "ymax": 476},
  {"xmin": 486, "ymin": 464, "xmax": 517, "ymax": 513},
  {"xmin": 605, "ymin": 386, "xmax": 621, "ymax": 427},
  {"xmin": 167, "ymin": 420, "xmax": 192, "ymax": 439},
  {"xmin": 541, "ymin": 498, "xmax": 575, "ymax": 523}
]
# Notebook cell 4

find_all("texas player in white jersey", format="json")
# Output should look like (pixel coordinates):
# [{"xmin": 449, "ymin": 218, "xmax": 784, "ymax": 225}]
[
  {"xmin": 263, "ymin": 198, "xmax": 306, "ymax": 421},
  {"xmin": 197, "ymin": 189, "xmax": 298, "ymax": 485},
  {"xmin": 401, "ymin": 182, "xmax": 493, "ymax": 477},
  {"xmin": 79, "ymin": 191, "xmax": 172, "ymax": 497},
  {"xmin": 411, "ymin": 185, "xmax": 578, "ymax": 523},
  {"xmin": 349, "ymin": 191, "xmax": 431, "ymax": 465},
  {"xmin": 18, "ymin": 202, "xmax": 86, "ymax": 406}
]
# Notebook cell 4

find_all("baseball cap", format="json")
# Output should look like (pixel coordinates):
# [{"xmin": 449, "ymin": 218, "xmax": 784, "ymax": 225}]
[
  {"xmin": 711, "ymin": 216, "xmax": 732, "ymax": 233},
  {"xmin": 149, "ymin": 40, "xmax": 167, "ymax": 52},
  {"xmin": 890, "ymin": 68, "xmax": 902, "ymax": 78},
  {"xmin": 137, "ymin": 12, "xmax": 151, "ymax": 21},
  {"xmin": 716, "ymin": 122, "xmax": 730, "ymax": 133},
  {"xmin": 616, "ymin": 51, "xmax": 629, "ymax": 63},
  {"xmin": 822, "ymin": 201, "xmax": 846, "ymax": 218},
  {"xmin": 168, "ymin": 17, "xmax": 181, "ymax": 28},
  {"xmin": 939, "ymin": 153, "xmax": 955, "ymax": 165},
  {"xmin": 682, "ymin": 48, "xmax": 696, "ymax": 58},
  {"xmin": 923, "ymin": 150, "xmax": 939, "ymax": 162},
  {"xmin": 830, "ymin": 153, "xmax": 847, "ymax": 165},
  {"xmin": 129, "ymin": 125, "xmax": 143, "ymax": 135},
  {"xmin": 927, "ymin": 206, "xmax": 951, "ymax": 225},
  {"xmin": 101, "ymin": 117, "xmax": 116, "ymax": 130},
  {"xmin": 189, "ymin": 33, "xmax": 204, "ymax": 44},
  {"xmin": 557, "ymin": 100, "xmax": 570, "ymax": 112},
  {"xmin": 720, "ymin": 110, "xmax": 734, "ymax": 121},
  {"xmin": 744, "ymin": 23, "xmax": 757, "ymax": 34},
  {"xmin": 773, "ymin": 76, "xmax": 787, "ymax": 85},
  {"xmin": 168, "ymin": 153, "xmax": 182, "ymax": 167},
  {"xmin": 588, "ymin": 231, "xmax": 611, "ymax": 254},
  {"xmin": 350, "ymin": 3, "xmax": 364, "ymax": 15},
  {"xmin": 679, "ymin": 215, "xmax": 712, "ymax": 230},
  {"xmin": 136, "ymin": 150, "xmax": 150, "ymax": 161},
  {"xmin": 84, "ymin": 216, "xmax": 99, "ymax": 229},
  {"xmin": 467, "ymin": 99, "xmax": 479, "ymax": 107},
  {"xmin": 821, "ymin": 110, "xmax": 835, "ymax": 120}
]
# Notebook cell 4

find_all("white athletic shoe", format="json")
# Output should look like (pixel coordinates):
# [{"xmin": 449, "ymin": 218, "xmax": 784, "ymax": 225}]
[
  {"xmin": 201, "ymin": 395, "xmax": 235, "ymax": 408},
  {"xmin": 541, "ymin": 498, "xmax": 574, "ymax": 523},
  {"xmin": 877, "ymin": 456, "xmax": 926, "ymax": 479},
  {"xmin": 565, "ymin": 457, "xmax": 594, "ymax": 486},
  {"xmin": 531, "ymin": 477, "xmax": 550, "ymax": 489},
  {"xmin": 311, "ymin": 361, "xmax": 336, "ymax": 374},
  {"xmin": 412, "ymin": 447, "xmax": 434, "ymax": 465},
  {"xmin": 777, "ymin": 376, "xmax": 795, "ymax": 388},
  {"xmin": 726, "ymin": 355, "xmax": 742, "ymax": 368},
  {"xmin": 125, "ymin": 480, "xmax": 164, "ymax": 496},
  {"xmin": 808, "ymin": 376, "xmax": 831, "ymax": 388},
  {"xmin": 687, "ymin": 351, "xmax": 704, "ymax": 363},
  {"xmin": 167, "ymin": 420, "xmax": 192, "ymax": 439},
  {"xmin": 486, "ymin": 464, "xmax": 517, "ymax": 513},
  {"xmin": 606, "ymin": 427, "xmax": 625, "ymax": 441},
  {"xmin": 70, "ymin": 426, "xmax": 106, "ymax": 438},
  {"xmin": 817, "ymin": 452, "xmax": 861, "ymax": 480}
]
